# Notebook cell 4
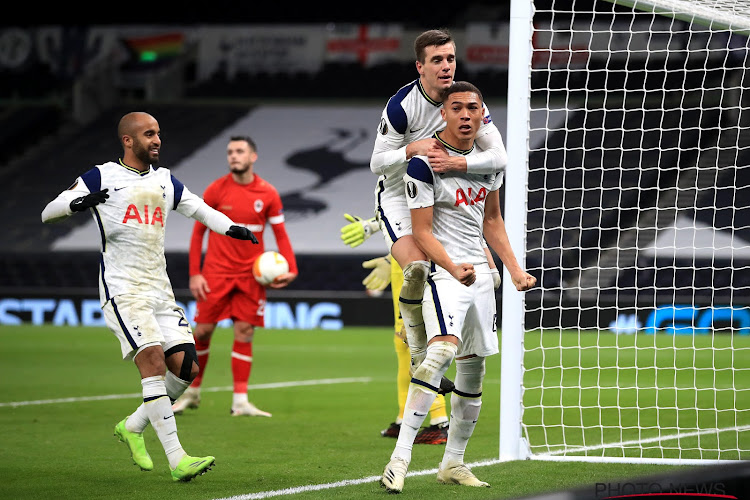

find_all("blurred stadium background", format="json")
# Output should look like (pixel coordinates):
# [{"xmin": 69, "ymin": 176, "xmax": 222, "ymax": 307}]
[
  {"xmin": 4, "ymin": 0, "xmax": 750, "ymax": 331},
  {"xmin": 2, "ymin": 0, "xmax": 750, "ymax": 497},
  {"xmin": 0, "ymin": 1, "xmax": 522, "ymax": 329}
]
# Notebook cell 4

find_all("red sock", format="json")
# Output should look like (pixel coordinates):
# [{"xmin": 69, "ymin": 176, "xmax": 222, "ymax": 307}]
[
  {"xmin": 192, "ymin": 339, "xmax": 211, "ymax": 388},
  {"xmin": 231, "ymin": 340, "xmax": 253, "ymax": 394}
]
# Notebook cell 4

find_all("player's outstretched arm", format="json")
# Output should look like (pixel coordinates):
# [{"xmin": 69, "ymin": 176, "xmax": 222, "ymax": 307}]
[
  {"xmin": 226, "ymin": 225, "xmax": 259, "ymax": 243},
  {"xmin": 175, "ymin": 185, "xmax": 259, "ymax": 243}
]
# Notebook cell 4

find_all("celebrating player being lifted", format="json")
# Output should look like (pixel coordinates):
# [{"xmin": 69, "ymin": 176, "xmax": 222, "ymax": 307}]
[
  {"xmin": 368, "ymin": 28, "xmax": 508, "ymax": 392},
  {"xmin": 379, "ymin": 82, "xmax": 536, "ymax": 493},
  {"xmin": 41, "ymin": 112, "xmax": 258, "ymax": 482}
]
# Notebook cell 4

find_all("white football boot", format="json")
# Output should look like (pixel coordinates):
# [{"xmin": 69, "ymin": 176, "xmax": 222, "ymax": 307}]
[
  {"xmin": 437, "ymin": 463, "xmax": 490, "ymax": 487},
  {"xmin": 380, "ymin": 457, "xmax": 409, "ymax": 493},
  {"xmin": 230, "ymin": 401, "xmax": 272, "ymax": 417}
]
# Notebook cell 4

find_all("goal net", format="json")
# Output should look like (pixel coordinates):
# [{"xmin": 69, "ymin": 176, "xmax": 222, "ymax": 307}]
[{"xmin": 501, "ymin": 0, "xmax": 750, "ymax": 464}]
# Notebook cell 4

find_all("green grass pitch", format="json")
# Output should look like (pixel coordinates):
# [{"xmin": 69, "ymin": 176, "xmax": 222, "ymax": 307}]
[{"xmin": 0, "ymin": 325, "xmax": 715, "ymax": 499}]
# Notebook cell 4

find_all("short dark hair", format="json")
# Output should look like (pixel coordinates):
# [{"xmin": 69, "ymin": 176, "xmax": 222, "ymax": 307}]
[
  {"xmin": 441, "ymin": 81, "xmax": 483, "ymax": 104},
  {"xmin": 229, "ymin": 135, "xmax": 257, "ymax": 152},
  {"xmin": 414, "ymin": 28, "xmax": 454, "ymax": 63}
]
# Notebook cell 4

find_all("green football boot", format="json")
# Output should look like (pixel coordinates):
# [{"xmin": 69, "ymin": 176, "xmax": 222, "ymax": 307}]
[
  {"xmin": 114, "ymin": 418, "xmax": 154, "ymax": 471},
  {"xmin": 170, "ymin": 454, "xmax": 216, "ymax": 482}
]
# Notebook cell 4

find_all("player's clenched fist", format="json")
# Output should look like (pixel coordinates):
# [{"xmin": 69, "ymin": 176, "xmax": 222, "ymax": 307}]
[
  {"xmin": 451, "ymin": 263, "xmax": 476, "ymax": 287},
  {"xmin": 512, "ymin": 272, "xmax": 537, "ymax": 291}
]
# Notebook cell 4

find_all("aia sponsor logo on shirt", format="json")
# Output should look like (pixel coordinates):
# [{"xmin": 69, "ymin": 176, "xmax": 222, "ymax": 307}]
[
  {"xmin": 122, "ymin": 204, "xmax": 164, "ymax": 226},
  {"xmin": 455, "ymin": 187, "xmax": 487, "ymax": 206}
]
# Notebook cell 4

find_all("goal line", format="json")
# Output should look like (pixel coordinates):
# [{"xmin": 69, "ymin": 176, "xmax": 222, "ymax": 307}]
[{"xmin": 533, "ymin": 424, "xmax": 750, "ymax": 465}]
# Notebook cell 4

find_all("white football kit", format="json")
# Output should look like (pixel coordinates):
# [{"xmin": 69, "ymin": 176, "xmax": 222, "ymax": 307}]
[
  {"xmin": 370, "ymin": 78, "xmax": 507, "ymax": 250},
  {"xmin": 42, "ymin": 159, "xmax": 238, "ymax": 359},
  {"xmin": 404, "ymin": 140, "xmax": 504, "ymax": 357}
]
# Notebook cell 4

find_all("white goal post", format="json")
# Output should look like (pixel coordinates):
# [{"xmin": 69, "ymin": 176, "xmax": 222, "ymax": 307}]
[{"xmin": 501, "ymin": 0, "xmax": 750, "ymax": 464}]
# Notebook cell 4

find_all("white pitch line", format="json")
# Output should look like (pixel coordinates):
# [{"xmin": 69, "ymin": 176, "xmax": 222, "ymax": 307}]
[
  {"xmin": 0, "ymin": 377, "xmax": 372, "ymax": 408},
  {"xmin": 211, "ymin": 458, "xmax": 503, "ymax": 500},
  {"xmin": 537, "ymin": 424, "xmax": 750, "ymax": 457}
]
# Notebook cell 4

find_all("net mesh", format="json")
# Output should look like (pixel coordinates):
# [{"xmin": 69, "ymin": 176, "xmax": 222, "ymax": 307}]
[{"xmin": 520, "ymin": 0, "xmax": 750, "ymax": 461}]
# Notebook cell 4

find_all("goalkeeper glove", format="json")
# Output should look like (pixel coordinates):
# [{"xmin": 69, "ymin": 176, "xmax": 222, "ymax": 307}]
[
  {"xmin": 490, "ymin": 268, "xmax": 501, "ymax": 290},
  {"xmin": 70, "ymin": 189, "xmax": 109, "ymax": 212},
  {"xmin": 362, "ymin": 255, "xmax": 391, "ymax": 291},
  {"xmin": 226, "ymin": 225, "xmax": 259, "ymax": 243},
  {"xmin": 340, "ymin": 213, "xmax": 379, "ymax": 248}
]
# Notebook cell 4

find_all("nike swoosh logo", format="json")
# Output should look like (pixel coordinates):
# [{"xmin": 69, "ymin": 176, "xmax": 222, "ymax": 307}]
[
  {"xmin": 114, "ymin": 186, "xmax": 128, "ymax": 191},
  {"xmin": 163, "ymin": 414, "xmax": 174, "ymax": 420},
  {"xmin": 410, "ymin": 127, "xmax": 424, "ymax": 133}
]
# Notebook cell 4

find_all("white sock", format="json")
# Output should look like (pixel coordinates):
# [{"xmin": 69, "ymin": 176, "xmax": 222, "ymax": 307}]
[
  {"xmin": 125, "ymin": 405, "xmax": 150, "ymax": 433},
  {"xmin": 233, "ymin": 392, "xmax": 248, "ymax": 406},
  {"xmin": 392, "ymin": 341, "xmax": 456, "ymax": 462},
  {"xmin": 392, "ymin": 386, "xmax": 435, "ymax": 463},
  {"xmin": 141, "ymin": 375, "xmax": 185, "ymax": 469},
  {"xmin": 441, "ymin": 395, "xmax": 482, "ymax": 468},
  {"xmin": 441, "ymin": 356, "xmax": 484, "ymax": 468},
  {"xmin": 165, "ymin": 371, "xmax": 191, "ymax": 402}
]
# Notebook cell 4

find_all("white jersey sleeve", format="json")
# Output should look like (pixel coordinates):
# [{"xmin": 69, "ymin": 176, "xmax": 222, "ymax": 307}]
[
  {"xmin": 41, "ymin": 175, "xmax": 94, "ymax": 223},
  {"xmin": 370, "ymin": 105, "xmax": 409, "ymax": 176},
  {"xmin": 404, "ymin": 156, "xmax": 435, "ymax": 209},
  {"xmin": 173, "ymin": 181, "xmax": 234, "ymax": 235},
  {"xmin": 371, "ymin": 135, "xmax": 408, "ymax": 177}
]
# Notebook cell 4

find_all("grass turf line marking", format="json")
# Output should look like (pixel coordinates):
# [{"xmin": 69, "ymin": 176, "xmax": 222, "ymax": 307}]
[
  {"xmin": 536, "ymin": 424, "xmax": 750, "ymax": 457},
  {"xmin": 0, "ymin": 377, "xmax": 372, "ymax": 408},
  {"xmin": 211, "ymin": 458, "xmax": 503, "ymax": 500}
]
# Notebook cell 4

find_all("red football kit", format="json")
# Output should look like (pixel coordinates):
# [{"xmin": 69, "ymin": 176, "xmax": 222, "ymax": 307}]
[{"xmin": 190, "ymin": 173, "xmax": 297, "ymax": 326}]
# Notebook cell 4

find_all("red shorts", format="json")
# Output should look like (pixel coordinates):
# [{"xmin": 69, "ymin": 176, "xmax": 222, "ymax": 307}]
[{"xmin": 193, "ymin": 274, "xmax": 266, "ymax": 326}]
